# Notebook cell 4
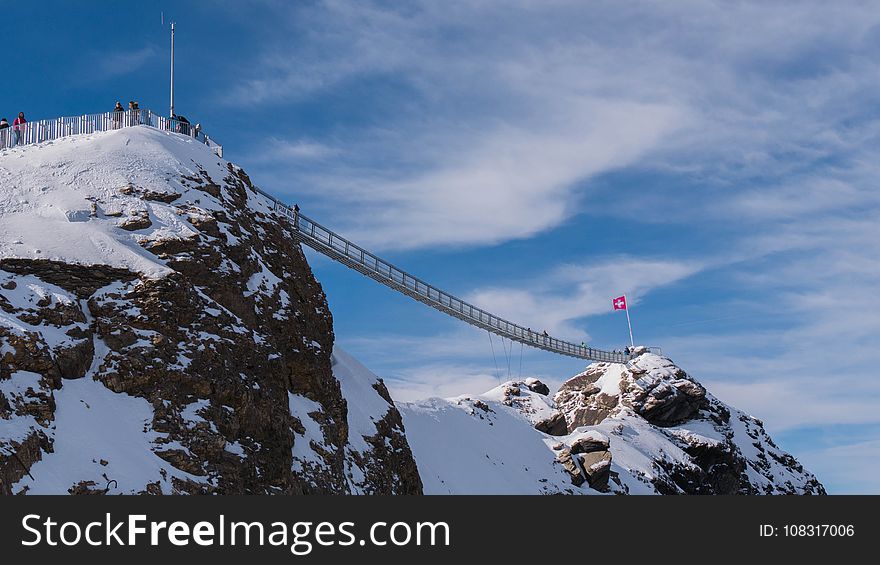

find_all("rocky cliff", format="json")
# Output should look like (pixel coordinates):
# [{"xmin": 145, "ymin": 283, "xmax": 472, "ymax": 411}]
[{"xmin": 0, "ymin": 127, "xmax": 421, "ymax": 495}]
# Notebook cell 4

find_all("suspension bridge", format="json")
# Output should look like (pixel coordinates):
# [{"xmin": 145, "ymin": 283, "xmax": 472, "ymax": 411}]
[
  {"xmin": 261, "ymin": 197, "xmax": 634, "ymax": 364},
  {"xmin": 1, "ymin": 107, "xmax": 633, "ymax": 364}
]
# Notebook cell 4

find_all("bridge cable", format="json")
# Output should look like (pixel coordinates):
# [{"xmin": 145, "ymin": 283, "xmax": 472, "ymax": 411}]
[
  {"xmin": 501, "ymin": 336, "xmax": 510, "ymax": 380},
  {"xmin": 504, "ymin": 337, "xmax": 513, "ymax": 380},
  {"xmin": 518, "ymin": 341, "xmax": 524, "ymax": 380},
  {"xmin": 487, "ymin": 330, "xmax": 501, "ymax": 383}
]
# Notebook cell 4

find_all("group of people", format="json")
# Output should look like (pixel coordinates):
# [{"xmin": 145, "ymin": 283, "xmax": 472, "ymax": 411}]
[
  {"xmin": 0, "ymin": 112, "xmax": 27, "ymax": 148},
  {"xmin": 111, "ymin": 100, "xmax": 198, "ymax": 136},
  {"xmin": 112, "ymin": 101, "xmax": 141, "ymax": 128}
]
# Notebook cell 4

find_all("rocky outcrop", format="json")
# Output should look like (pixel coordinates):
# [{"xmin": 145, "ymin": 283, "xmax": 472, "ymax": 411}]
[
  {"xmin": 555, "ymin": 351, "xmax": 706, "ymax": 431},
  {"xmin": 0, "ymin": 129, "xmax": 421, "ymax": 495},
  {"xmin": 551, "ymin": 430, "xmax": 612, "ymax": 492},
  {"xmin": 570, "ymin": 433, "xmax": 610, "ymax": 454},
  {"xmin": 534, "ymin": 412, "xmax": 568, "ymax": 436},
  {"xmin": 550, "ymin": 351, "xmax": 825, "ymax": 495},
  {"xmin": 556, "ymin": 448, "xmax": 586, "ymax": 487}
]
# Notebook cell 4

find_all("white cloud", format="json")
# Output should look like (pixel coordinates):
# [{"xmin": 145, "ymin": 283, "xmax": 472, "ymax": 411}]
[
  {"xmin": 247, "ymin": 137, "xmax": 338, "ymax": 163},
  {"xmin": 97, "ymin": 46, "xmax": 157, "ymax": 78},
  {"xmin": 383, "ymin": 364, "xmax": 504, "ymax": 403},
  {"xmin": 466, "ymin": 257, "xmax": 703, "ymax": 337}
]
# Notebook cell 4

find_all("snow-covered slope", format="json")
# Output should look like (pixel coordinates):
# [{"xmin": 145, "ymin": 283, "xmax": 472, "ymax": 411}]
[
  {"xmin": 399, "ymin": 349, "xmax": 824, "ymax": 495},
  {"xmin": 0, "ymin": 126, "xmax": 246, "ymax": 277},
  {"xmin": 0, "ymin": 127, "xmax": 421, "ymax": 494}
]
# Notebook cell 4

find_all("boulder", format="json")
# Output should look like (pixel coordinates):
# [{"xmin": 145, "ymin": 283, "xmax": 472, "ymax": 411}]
[
  {"xmin": 118, "ymin": 213, "xmax": 152, "ymax": 231},
  {"xmin": 524, "ymin": 378, "xmax": 550, "ymax": 396},
  {"xmin": 534, "ymin": 412, "xmax": 568, "ymax": 436},
  {"xmin": 579, "ymin": 450, "xmax": 612, "ymax": 491},
  {"xmin": 570, "ymin": 433, "xmax": 610, "ymax": 454},
  {"xmin": 556, "ymin": 448, "xmax": 585, "ymax": 487}
]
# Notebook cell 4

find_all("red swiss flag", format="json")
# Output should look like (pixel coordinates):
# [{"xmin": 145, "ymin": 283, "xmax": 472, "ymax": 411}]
[{"xmin": 612, "ymin": 295, "xmax": 627, "ymax": 310}]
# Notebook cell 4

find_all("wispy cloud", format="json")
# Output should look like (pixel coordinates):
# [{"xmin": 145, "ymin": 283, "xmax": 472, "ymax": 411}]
[
  {"xmin": 245, "ymin": 137, "xmax": 339, "ymax": 163},
  {"xmin": 96, "ymin": 46, "xmax": 158, "ymax": 78},
  {"xmin": 466, "ymin": 257, "xmax": 703, "ymax": 338},
  {"xmin": 383, "ymin": 364, "xmax": 504, "ymax": 403},
  {"xmin": 229, "ymin": 1, "xmax": 880, "ymax": 251}
]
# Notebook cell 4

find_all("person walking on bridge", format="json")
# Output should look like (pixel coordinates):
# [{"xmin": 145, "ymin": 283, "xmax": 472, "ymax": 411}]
[{"xmin": 13, "ymin": 112, "xmax": 26, "ymax": 145}]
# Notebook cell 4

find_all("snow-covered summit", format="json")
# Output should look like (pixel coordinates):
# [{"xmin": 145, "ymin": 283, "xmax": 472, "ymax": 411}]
[
  {"xmin": 1, "ymin": 128, "xmax": 421, "ymax": 495},
  {"xmin": 0, "ymin": 126, "xmax": 274, "ymax": 278}
]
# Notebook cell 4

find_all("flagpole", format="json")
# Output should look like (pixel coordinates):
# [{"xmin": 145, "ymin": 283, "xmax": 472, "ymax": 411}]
[
  {"xmin": 624, "ymin": 294, "xmax": 634, "ymax": 347},
  {"xmin": 170, "ymin": 21, "xmax": 175, "ymax": 118}
]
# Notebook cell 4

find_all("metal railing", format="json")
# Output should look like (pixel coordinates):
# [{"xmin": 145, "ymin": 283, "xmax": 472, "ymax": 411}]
[
  {"xmin": 249, "ymin": 192, "xmax": 632, "ymax": 363},
  {"xmin": 0, "ymin": 108, "xmax": 222, "ymax": 157}
]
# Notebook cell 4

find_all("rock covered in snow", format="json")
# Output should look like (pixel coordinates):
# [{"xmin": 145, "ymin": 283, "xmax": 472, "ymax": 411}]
[
  {"xmin": 556, "ymin": 354, "xmax": 707, "ymax": 429},
  {"xmin": 0, "ymin": 127, "xmax": 421, "ymax": 495}
]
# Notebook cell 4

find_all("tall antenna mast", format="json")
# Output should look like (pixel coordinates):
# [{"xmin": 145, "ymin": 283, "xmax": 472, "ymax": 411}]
[{"xmin": 169, "ymin": 20, "xmax": 175, "ymax": 118}]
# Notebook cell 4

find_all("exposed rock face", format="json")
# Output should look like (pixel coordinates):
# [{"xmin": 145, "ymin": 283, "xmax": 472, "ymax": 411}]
[
  {"xmin": 551, "ymin": 351, "xmax": 825, "ymax": 495},
  {"xmin": 556, "ymin": 448, "xmax": 586, "ymax": 487},
  {"xmin": 534, "ymin": 412, "xmax": 568, "ymax": 436},
  {"xmin": 555, "ymin": 354, "xmax": 706, "ymax": 430},
  {"xmin": 0, "ymin": 128, "xmax": 422, "ymax": 495},
  {"xmin": 570, "ymin": 433, "xmax": 610, "ymax": 454},
  {"xmin": 524, "ymin": 378, "xmax": 550, "ymax": 396},
  {"xmin": 579, "ymin": 450, "xmax": 612, "ymax": 491}
]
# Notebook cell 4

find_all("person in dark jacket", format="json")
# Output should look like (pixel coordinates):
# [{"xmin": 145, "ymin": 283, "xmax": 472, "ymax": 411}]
[
  {"xmin": 175, "ymin": 114, "xmax": 191, "ymax": 135},
  {"xmin": 112, "ymin": 102, "xmax": 124, "ymax": 129},
  {"xmin": 0, "ymin": 118, "xmax": 8, "ymax": 149},
  {"xmin": 12, "ymin": 112, "xmax": 26, "ymax": 145}
]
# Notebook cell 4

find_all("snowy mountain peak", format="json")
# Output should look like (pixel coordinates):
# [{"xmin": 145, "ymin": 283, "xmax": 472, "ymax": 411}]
[
  {"xmin": 0, "ymin": 126, "xmax": 273, "ymax": 278},
  {"xmin": 399, "ymin": 350, "xmax": 824, "ymax": 495},
  {"xmin": 1, "ymin": 129, "xmax": 421, "ymax": 495}
]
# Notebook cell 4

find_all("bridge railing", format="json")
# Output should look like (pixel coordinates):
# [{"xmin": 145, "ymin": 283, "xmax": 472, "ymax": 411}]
[
  {"xmin": 269, "ymin": 201, "xmax": 631, "ymax": 363},
  {"xmin": 0, "ymin": 108, "xmax": 223, "ymax": 157}
]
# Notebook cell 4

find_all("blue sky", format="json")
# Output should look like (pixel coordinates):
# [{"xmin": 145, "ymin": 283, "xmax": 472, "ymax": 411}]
[{"xmin": 3, "ymin": 0, "xmax": 879, "ymax": 494}]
